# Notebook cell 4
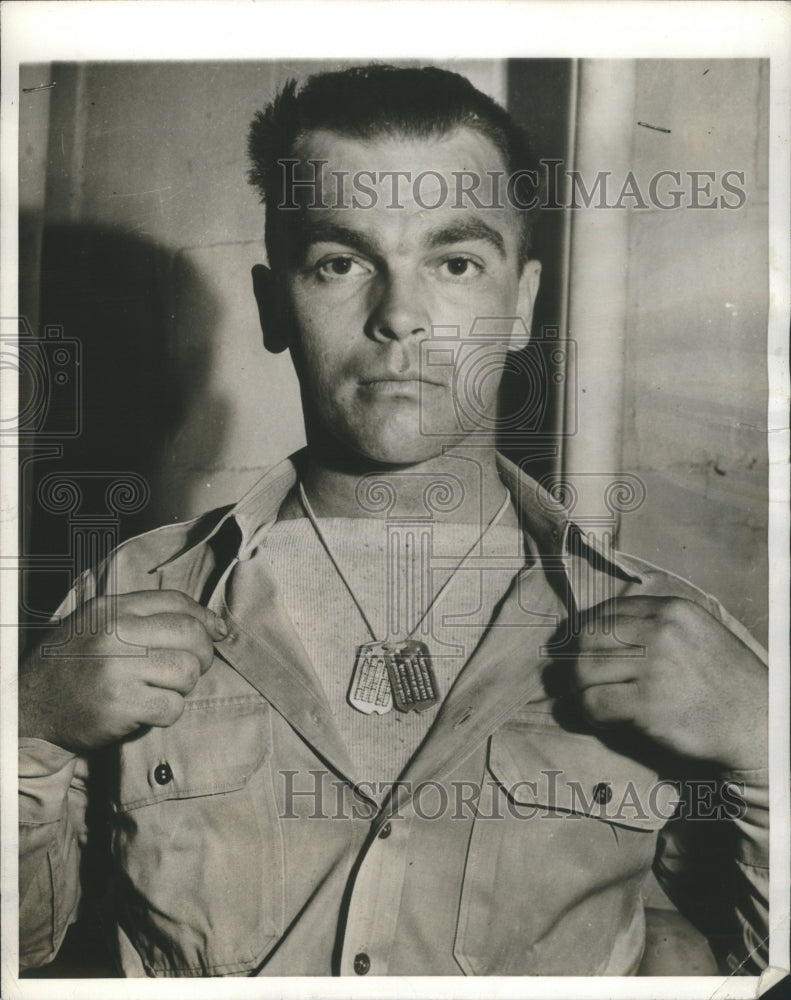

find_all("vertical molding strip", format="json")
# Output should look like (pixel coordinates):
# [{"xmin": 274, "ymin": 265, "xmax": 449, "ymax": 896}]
[
  {"xmin": 562, "ymin": 60, "xmax": 637, "ymax": 530},
  {"xmin": 553, "ymin": 58, "xmax": 579, "ymax": 477}
]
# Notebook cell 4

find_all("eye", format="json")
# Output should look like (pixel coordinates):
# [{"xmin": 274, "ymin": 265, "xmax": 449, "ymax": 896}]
[
  {"xmin": 316, "ymin": 255, "xmax": 371, "ymax": 281},
  {"xmin": 438, "ymin": 255, "xmax": 484, "ymax": 280}
]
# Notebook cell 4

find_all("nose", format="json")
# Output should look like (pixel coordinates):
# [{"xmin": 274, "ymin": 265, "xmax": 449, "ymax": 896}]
[{"xmin": 366, "ymin": 270, "xmax": 430, "ymax": 343}]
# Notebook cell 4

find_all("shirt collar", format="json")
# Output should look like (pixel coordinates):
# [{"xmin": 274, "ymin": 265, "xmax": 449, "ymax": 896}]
[
  {"xmin": 495, "ymin": 453, "xmax": 641, "ymax": 583},
  {"xmin": 153, "ymin": 448, "xmax": 640, "ymax": 583}
]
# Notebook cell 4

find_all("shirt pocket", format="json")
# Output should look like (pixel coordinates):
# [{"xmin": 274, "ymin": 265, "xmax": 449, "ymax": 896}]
[
  {"xmin": 111, "ymin": 696, "xmax": 284, "ymax": 977},
  {"xmin": 454, "ymin": 715, "xmax": 679, "ymax": 976}
]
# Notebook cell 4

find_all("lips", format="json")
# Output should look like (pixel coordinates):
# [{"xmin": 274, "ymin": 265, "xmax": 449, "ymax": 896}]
[{"xmin": 360, "ymin": 372, "xmax": 446, "ymax": 388}]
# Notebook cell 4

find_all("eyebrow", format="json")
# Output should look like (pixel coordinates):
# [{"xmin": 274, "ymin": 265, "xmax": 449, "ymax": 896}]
[
  {"xmin": 426, "ymin": 220, "xmax": 506, "ymax": 258},
  {"xmin": 295, "ymin": 217, "xmax": 507, "ymax": 261},
  {"xmin": 296, "ymin": 222, "xmax": 381, "ymax": 261}
]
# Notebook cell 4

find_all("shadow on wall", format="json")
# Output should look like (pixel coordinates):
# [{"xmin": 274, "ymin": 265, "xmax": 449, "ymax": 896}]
[
  {"xmin": 20, "ymin": 219, "xmax": 227, "ymax": 631},
  {"xmin": 496, "ymin": 202, "xmax": 566, "ymax": 482}
]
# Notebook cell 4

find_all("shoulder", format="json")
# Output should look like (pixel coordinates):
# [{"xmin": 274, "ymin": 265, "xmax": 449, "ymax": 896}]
[{"xmin": 611, "ymin": 549, "xmax": 767, "ymax": 662}]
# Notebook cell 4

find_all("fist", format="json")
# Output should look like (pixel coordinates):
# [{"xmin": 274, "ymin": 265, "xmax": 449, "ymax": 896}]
[
  {"xmin": 566, "ymin": 596, "xmax": 767, "ymax": 772},
  {"xmin": 19, "ymin": 590, "xmax": 228, "ymax": 754}
]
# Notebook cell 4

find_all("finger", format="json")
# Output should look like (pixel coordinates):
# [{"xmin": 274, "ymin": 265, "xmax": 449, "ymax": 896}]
[
  {"xmin": 579, "ymin": 595, "xmax": 698, "ymax": 629},
  {"xmin": 122, "ymin": 612, "xmax": 216, "ymax": 673},
  {"xmin": 141, "ymin": 648, "xmax": 202, "ymax": 695},
  {"xmin": 135, "ymin": 687, "xmax": 187, "ymax": 729},
  {"xmin": 579, "ymin": 681, "xmax": 639, "ymax": 727},
  {"xmin": 572, "ymin": 621, "xmax": 645, "ymax": 651},
  {"xmin": 580, "ymin": 595, "xmax": 657, "ymax": 620},
  {"xmin": 574, "ymin": 654, "xmax": 638, "ymax": 691},
  {"xmin": 113, "ymin": 590, "xmax": 227, "ymax": 642}
]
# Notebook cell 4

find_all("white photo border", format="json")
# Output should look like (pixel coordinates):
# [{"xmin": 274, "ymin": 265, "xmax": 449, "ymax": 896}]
[{"xmin": 1, "ymin": 2, "xmax": 789, "ymax": 998}]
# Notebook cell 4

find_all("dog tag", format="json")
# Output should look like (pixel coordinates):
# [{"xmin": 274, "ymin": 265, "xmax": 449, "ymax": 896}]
[
  {"xmin": 384, "ymin": 639, "xmax": 440, "ymax": 713},
  {"xmin": 349, "ymin": 641, "xmax": 394, "ymax": 714}
]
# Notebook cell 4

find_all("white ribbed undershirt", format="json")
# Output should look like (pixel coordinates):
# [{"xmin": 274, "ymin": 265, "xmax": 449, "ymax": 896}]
[{"xmin": 258, "ymin": 516, "xmax": 527, "ymax": 786}]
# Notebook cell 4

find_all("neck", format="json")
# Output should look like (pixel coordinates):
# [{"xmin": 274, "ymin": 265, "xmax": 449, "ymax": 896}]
[{"xmin": 284, "ymin": 442, "xmax": 514, "ymax": 527}]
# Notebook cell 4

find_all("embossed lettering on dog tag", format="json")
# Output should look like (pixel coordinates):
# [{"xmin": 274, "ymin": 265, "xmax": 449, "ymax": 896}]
[
  {"xmin": 384, "ymin": 639, "xmax": 440, "ymax": 713},
  {"xmin": 348, "ymin": 641, "xmax": 394, "ymax": 714}
]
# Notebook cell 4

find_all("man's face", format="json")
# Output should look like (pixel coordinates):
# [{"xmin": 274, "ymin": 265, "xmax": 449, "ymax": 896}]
[{"xmin": 264, "ymin": 127, "xmax": 540, "ymax": 466}]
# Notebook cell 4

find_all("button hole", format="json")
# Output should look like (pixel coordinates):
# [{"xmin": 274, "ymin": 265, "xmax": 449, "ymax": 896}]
[{"xmin": 453, "ymin": 709, "xmax": 474, "ymax": 729}]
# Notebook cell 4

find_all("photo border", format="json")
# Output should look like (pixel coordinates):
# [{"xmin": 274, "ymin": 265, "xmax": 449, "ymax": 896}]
[{"xmin": 1, "ymin": 3, "xmax": 788, "ymax": 998}]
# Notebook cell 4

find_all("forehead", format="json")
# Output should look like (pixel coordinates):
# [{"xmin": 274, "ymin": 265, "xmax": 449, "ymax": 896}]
[
  {"xmin": 294, "ymin": 126, "xmax": 508, "ymax": 177},
  {"xmin": 288, "ymin": 126, "xmax": 519, "ymax": 247}
]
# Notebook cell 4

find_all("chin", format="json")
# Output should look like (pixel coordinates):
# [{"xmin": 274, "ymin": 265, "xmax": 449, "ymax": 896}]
[{"xmin": 353, "ymin": 436, "xmax": 447, "ymax": 468}]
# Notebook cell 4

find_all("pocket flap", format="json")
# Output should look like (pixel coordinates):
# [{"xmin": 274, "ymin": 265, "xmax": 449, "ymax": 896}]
[
  {"xmin": 488, "ymin": 720, "xmax": 679, "ymax": 831},
  {"xmin": 115, "ymin": 696, "xmax": 270, "ymax": 811}
]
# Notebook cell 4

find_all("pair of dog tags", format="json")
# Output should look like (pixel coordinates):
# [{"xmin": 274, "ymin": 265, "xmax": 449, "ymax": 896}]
[{"xmin": 349, "ymin": 639, "xmax": 440, "ymax": 715}]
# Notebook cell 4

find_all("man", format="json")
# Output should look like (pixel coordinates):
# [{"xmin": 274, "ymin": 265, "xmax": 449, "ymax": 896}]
[{"xmin": 18, "ymin": 65, "xmax": 768, "ymax": 977}]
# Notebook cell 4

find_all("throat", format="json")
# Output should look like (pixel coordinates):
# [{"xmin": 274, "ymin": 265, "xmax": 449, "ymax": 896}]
[{"xmin": 290, "ymin": 446, "xmax": 516, "ymax": 526}]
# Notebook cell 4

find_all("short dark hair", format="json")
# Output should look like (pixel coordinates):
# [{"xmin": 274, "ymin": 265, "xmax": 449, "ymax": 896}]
[{"xmin": 247, "ymin": 64, "xmax": 539, "ymax": 269}]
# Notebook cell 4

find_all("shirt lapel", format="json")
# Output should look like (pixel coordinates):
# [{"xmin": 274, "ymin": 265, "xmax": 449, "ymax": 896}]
[{"xmin": 210, "ymin": 553, "xmax": 360, "ymax": 787}]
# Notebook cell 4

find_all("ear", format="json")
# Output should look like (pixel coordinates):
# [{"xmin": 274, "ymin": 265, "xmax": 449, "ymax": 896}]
[
  {"xmin": 508, "ymin": 259, "xmax": 542, "ymax": 352},
  {"xmin": 252, "ymin": 264, "xmax": 289, "ymax": 354}
]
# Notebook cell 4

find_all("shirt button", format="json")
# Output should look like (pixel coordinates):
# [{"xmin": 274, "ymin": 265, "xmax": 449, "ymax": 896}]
[
  {"xmin": 592, "ymin": 781, "xmax": 612, "ymax": 805},
  {"xmin": 379, "ymin": 822, "xmax": 392, "ymax": 839},
  {"xmin": 154, "ymin": 762, "xmax": 173, "ymax": 786},
  {"xmin": 353, "ymin": 952, "xmax": 371, "ymax": 975}
]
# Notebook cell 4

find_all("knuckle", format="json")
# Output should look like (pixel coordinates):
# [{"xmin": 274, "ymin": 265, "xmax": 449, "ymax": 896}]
[
  {"xmin": 659, "ymin": 596, "xmax": 694, "ymax": 627},
  {"xmin": 580, "ymin": 686, "xmax": 601, "ymax": 717},
  {"xmin": 156, "ymin": 646, "xmax": 179, "ymax": 675},
  {"xmin": 198, "ymin": 630, "xmax": 215, "ymax": 661},
  {"xmin": 172, "ymin": 613, "xmax": 202, "ymax": 646},
  {"xmin": 570, "ymin": 662, "xmax": 587, "ymax": 691},
  {"xmin": 92, "ymin": 672, "xmax": 117, "ymax": 708},
  {"xmin": 581, "ymin": 685, "xmax": 621, "ymax": 721},
  {"xmin": 186, "ymin": 623, "xmax": 214, "ymax": 665},
  {"xmin": 180, "ymin": 653, "xmax": 201, "ymax": 689},
  {"xmin": 165, "ymin": 696, "xmax": 186, "ymax": 726},
  {"xmin": 115, "ymin": 616, "xmax": 144, "ymax": 648},
  {"xmin": 162, "ymin": 589, "xmax": 195, "ymax": 613},
  {"xmin": 146, "ymin": 690, "xmax": 184, "ymax": 727}
]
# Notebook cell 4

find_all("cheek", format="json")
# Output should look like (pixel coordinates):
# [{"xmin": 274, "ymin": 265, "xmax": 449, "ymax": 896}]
[
  {"xmin": 289, "ymin": 285, "xmax": 365, "ymax": 361},
  {"xmin": 289, "ymin": 309, "xmax": 344, "ymax": 376},
  {"xmin": 453, "ymin": 345, "xmax": 507, "ymax": 418},
  {"xmin": 442, "ymin": 280, "xmax": 522, "ymax": 338}
]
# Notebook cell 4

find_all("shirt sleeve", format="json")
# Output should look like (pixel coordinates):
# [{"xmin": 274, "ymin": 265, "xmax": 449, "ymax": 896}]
[
  {"xmin": 722, "ymin": 769, "xmax": 770, "ymax": 972},
  {"xmin": 18, "ymin": 739, "xmax": 89, "ymax": 969},
  {"xmin": 18, "ymin": 569, "xmax": 97, "ymax": 970},
  {"xmin": 652, "ymin": 769, "xmax": 769, "ymax": 974},
  {"xmin": 651, "ymin": 588, "xmax": 770, "ymax": 974}
]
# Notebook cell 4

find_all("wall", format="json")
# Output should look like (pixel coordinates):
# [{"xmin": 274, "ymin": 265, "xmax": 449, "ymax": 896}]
[{"xmin": 618, "ymin": 60, "xmax": 768, "ymax": 643}]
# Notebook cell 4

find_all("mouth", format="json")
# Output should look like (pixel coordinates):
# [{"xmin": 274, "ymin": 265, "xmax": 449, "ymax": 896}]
[
  {"xmin": 358, "ymin": 375, "xmax": 445, "ymax": 399},
  {"xmin": 360, "ymin": 373, "xmax": 446, "ymax": 389}
]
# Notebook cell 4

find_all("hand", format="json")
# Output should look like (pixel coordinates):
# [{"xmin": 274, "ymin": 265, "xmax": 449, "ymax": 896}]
[
  {"xmin": 19, "ymin": 590, "xmax": 227, "ymax": 754},
  {"xmin": 568, "ymin": 596, "xmax": 767, "ymax": 772}
]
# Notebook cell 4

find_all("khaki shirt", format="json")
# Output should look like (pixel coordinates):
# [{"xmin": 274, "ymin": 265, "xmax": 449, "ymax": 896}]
[{"xmin": 19, "ymin": 454, "xmax": 769, "ymax": 976}]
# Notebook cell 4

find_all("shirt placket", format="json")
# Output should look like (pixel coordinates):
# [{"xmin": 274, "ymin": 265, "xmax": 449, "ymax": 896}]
[{"xmin": 338, "ymin": 812, "xmax": 415, "ymax": 976}]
